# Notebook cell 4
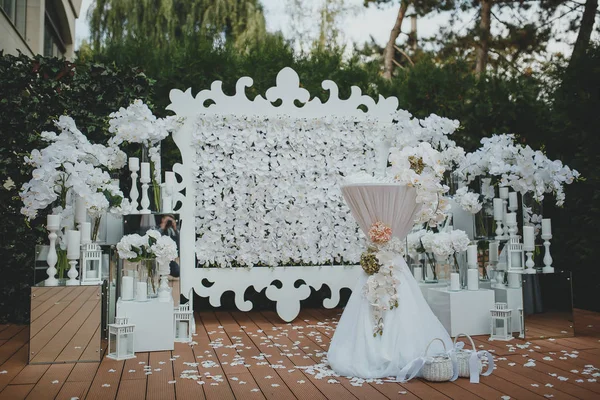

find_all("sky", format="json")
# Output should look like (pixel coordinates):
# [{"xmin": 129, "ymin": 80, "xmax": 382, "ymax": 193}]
[{"xmin": 76, "ymin": 0, "xmax": 578, "ymax": 56}]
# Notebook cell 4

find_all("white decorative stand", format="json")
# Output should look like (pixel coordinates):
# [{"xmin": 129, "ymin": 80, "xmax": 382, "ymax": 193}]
[
  {"xmin": 129, "ymin": 158, "xmax": 140, "ymax": 213},
  {"xmin": 524, "ymin": 245, "xmax": 535, "ymax": 274},
  {"xmin": 490, "ymin": 303, "xmax": 513, "ymax": 341},
  {"xmin": 157, "ymin": 276, "xmax": 171, "ymax": 302},
  {"xmin": 499, "ymin": 188, "xmax": 510, "ymax": 238},
  {"xmin": 428, "ymin": 287, "xmax": 495, "ymax": 336},
  {"xmin": 45, "ymin": 215, "xmax": 60, "ymax": 286},
  {"xmin": 66, "ymin": 229, "xmax": 80, "ymax": 286},
  {"xmin": 66, "ymin": 258, "xmax": 79, "ymax": 286},
  {"xmin": 117, "ymin": 297, "xmax": 174, "ymax": 352},
  {"xmin": 107, "ymin": 317, "xmax": 136, "ymax": 361},
  {"xmin": 495, "ymin": 216, "xmax": 505, "ymax": 241},
  {"xmin": 139, "ymin": 175, "xmax": 151, "ymax": 215},
  {"xmin": 542, "ymin": 234, "xmax": 554, "ymax": 273}
]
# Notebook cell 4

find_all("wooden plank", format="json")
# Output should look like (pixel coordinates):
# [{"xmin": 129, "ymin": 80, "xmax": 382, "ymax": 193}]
[
  {"xmin": 0, "ymin": 326, "xmax": 26, "ymax": 341},
  {"xmin": 0, "ymin": 384, "xmax": 34, "ymax": 400},
  {"xmin": 121, "ymin": 352, "xmax": 149, "ymax": 381},
  {"xmin": 79, "ymin": 325, "xmax": 103, "ymax": 362},
  {"xmin": 56, "ymin": 295, "xmax": 102, "ymax": 363},
  {"xmin": 67, "ymin": 362, "xmax": 100, "ymax": 382},
  {"xmin": 85, "ymin": 357, "xmax": 125, "ymax": 400},
  {"xmin": 171, "ymin": 342, "xmax": 206, "ymax": 400},
  {"xmin": 30, "ymin": 289, "xmax": 101, "ymax": 363},
  {"xmin": 0, "ymin": 346, "xmax": 29, "ymax": 392},
  {"xmin": 30, "ymin": 287, "xmax": 71, "ymax": 316},
  {"xmin": 216, "ymin": 311, "xmax": 324, "ymax": 400},
  {"xmin": 57, "ymin": 381, "xmax": 92, "ymax": 400},
  {"xmin": 10, "ymin": 364, "xmax": 49, "ymax": 385},
  {"xmin": 25, "ymin": 363, "xmax": 75, "ymax": 400},
  {"xmin": 0, "ymin": 325, "xmax": 10, "ymax": 334},
  {"xmin": 146, "ymin": 351, "xmax": 175, "ymax": 400},
  {"xmin": 117, "ymin": 379, "xmax": 148, "ymax": 400},
  {"xmin": 0, "ymin": 327, "xmax": 29, "ymax": 366}
]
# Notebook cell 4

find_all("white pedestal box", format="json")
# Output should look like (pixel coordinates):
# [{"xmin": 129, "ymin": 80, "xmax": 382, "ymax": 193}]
[
  {"xmin": 419, "ymin": 281, "xmax": 448, "ymax": 302},
  {"xmin": 493, "ymin": 286, "xmax": 523, "ymax": 333},
  {"xmin": 117, "ymin": 297, "xmax": 175, "ymax": 352},
  {"xmin": 428, "ymin": 288, "xmax": 495, "ymax": 336}
]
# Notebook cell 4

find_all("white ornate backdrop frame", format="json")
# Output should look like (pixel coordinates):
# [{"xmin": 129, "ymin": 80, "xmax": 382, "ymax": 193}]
[{"xmin": 167, "ymin": 67, "xmax": 400, "ymax": 321}]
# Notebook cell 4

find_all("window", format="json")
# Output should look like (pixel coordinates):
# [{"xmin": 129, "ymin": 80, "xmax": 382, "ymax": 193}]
[
  {"xmin": 44, "ymin": 8, "xmax": 66, "ymax": 58},
  {"xmin": 1, "ymin": 0, "xmax": 27, "ymax": 37}
]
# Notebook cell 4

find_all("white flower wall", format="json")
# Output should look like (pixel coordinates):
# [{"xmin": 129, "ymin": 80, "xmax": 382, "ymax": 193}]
[{"xmin": 191, "ymin": 115, "xmax": 387, "ymax": 267}]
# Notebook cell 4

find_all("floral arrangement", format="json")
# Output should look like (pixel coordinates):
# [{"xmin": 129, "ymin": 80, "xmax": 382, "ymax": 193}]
[
  {"xmin": 453, "ymin": 187, "xmax": 483, "ymax": 214},
  {"xmin": 117, "ymin": 230, "xmax": 178, "ymax": 275},
  {"xmin": 368, "ymin": 221, "xmax": 392, "ymax": 244},
  {"xmin": 20, "ymin": 116, "xmax": 130, "ymax": 251},
  {"xmin": 420, "ymin": 229, "xmax": 470, "ymax": 260},
  {"xmin": 108, "ymin": 100, "xmax": 180, "ymax": 184},
  {"xmin": 457, "ymin": 134, "xmax": 580, "ymax": 206},
  {"xmin": 388, "ymin": 142, "xmax": 450, "ymax": 226}
]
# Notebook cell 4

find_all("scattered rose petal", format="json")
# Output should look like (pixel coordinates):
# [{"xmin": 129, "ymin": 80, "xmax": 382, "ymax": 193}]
[
  {"xmin": 102, "ymin": 384, "xmax": 110, "ymax": 387},
  {"xmin": 51, "ymin": 380, "xmax": 59, "ymax": 384},
  {"xmin": 168, "ymin": 380, "xmax": 176, "ymax": 384},
  {"xmin": 398, "ymin": 391, "xmax": 407, "ymax": 395},
  {"xmin": 271, "ymin": 384, "xmax": 280, "ymax": 387},
  {"xmin": 531, "ymin": 384, "xmax": 539, "ymax": 387},
  {"xmin": 545, "ymin": 384, "xmax": 554, "ymax": 387},
  {"xmin": 108, "ymin": 369, "xmax": 116, "ymax": 373},
  {"xmin": 251, "ymin": 389, "xmax": 260, "ymax": 392}
]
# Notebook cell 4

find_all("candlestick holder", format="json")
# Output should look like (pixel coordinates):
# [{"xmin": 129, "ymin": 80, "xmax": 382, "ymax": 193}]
[
  {"xmin": 45, "ymin": 221, "xmax": 59, "ymax": 286},
  {"xmin": 502, "ymin": 201, "xmax": 510, "ymax": 238},
  {"xmin": 507, "ymin": 219, "xmax": 517, "ymax": 238},
  {"xmin": 542, "ymin": 234, "xmax": 554, "ymax": 273},
  {"xmin": 66, "ymin": 254, "xmax": 80, "ymax": 286},
  {"xmin": 129, "ymin": 167, "xmax": 140, "ymax": 213},
  {"xmin": 495, "ymin": 217, "xmax": 505, "ymax": 240},
  {"xmin": 524, "ymin": 244, "xmax": 535, "ymax": 274},
  {"xmin": 139, "ymin": 175, "xmax": 151, "ymax": 214}
]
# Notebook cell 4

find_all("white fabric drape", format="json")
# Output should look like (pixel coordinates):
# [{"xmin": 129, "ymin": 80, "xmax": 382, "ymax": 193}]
[{"xmin": 328, "ymin": 183, "xmax": 452, "ymax": 378}]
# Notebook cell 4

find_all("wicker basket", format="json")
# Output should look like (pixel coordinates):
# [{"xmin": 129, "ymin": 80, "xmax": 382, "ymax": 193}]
[
  {"xmin": 453, "ymin": 333, "xmax": 482, "ymax": 378},
  {"xmin": 421, "ymin": 338, "xmax": 455, "ymax": 382}
]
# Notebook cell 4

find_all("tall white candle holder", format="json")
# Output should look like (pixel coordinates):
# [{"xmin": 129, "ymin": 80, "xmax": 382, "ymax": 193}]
[
  {"xmin": 542, "ymin": 234, "xmax": 554, "ymax": 273},
  {"xmin": 139, "ymin": 175, "xmax": 151, "ymax": 214},
  {"xmin": 129, "ymin": 163, "xmax": 140, "ymax": 213},
  {"xmin": 45, "ymin": 216, "xmax": 60, "ymax": 286},
  {"xmin": 66, "ymin": 254, "xmax": 80, "ymax": 286},
  {"xmin": 524, "ymin": 244, "xmax": 535, "ymax": 273}
]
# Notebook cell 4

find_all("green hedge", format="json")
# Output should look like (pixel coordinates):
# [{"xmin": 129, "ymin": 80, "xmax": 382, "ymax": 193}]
[{"xmin": 0, "ymin": 52, "xmax": 154, "ymax": 323}]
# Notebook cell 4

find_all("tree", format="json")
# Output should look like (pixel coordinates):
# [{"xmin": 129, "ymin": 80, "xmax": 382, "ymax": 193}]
[
  {"xmin": 365, "ymin": 0, "xmax": 455, "ymax": 79},
  {"xmin": 474, "ymin": 0, "xmax": 492, "ymax": 77},
  {"xmin": 568, "ymin": 0, "xmax": 599, "ymax": 70},
  {"xmin": 89, "ymin": 0, "xmax": 267, "ymax": 50}
]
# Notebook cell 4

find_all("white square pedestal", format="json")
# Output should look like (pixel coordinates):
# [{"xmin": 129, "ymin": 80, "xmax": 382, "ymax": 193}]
[
  {"xmin": 493, "ymin": 285, "xmax": 523, "ymax": 333},
  {"xmin": 428, "ymin": 288, "xmax": 495, "ymax": 336},
  {"xmin": 117, "ymin": 298, "xmax": 175, "ymax": 352},
  {"xmin": 419, "ymin": 281, "xmax": 448, "ymax": 301}
]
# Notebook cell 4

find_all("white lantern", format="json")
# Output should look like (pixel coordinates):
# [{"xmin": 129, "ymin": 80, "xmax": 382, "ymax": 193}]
[
  {"xmin": 174, "ymin": 304, "xmax": 193, "ymax": 343},
  {"xmin": 490, "ymin": 302, "xmax": 513, "ymax": 341},
  {"xmin": 107, "ymin": 317, "xmax": 136, "ymax": 360},
  {"xmin": 80, "ymin": 243, "xmax": 103, "ymax": 285}
]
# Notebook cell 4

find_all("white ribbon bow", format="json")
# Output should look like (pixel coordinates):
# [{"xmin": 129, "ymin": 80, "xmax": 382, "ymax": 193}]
[{"xmin": 450, "ymin": 342, "xmax": 495, "ymax": 383}]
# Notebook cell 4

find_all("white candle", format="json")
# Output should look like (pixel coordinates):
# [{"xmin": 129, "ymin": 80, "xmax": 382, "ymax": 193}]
[
  {"xmin": 161, "ymin": 194, "xmax": 172, "ymax": 213},
  {"xmin": 489, "ymin": 241, "xmax": 499, "ymax": 262},
  {"xmin": 136, "ymin": 282, "xmax": 147, "ymax": 301},
  {"xmin": 413, "ymin": 267, "xmax": 422, "ymax": 282},
  {"xmin": 177, "ymin": 321, "xmax": 188, "ymax": 339},
  {"xmin": 80, "ymin": 222, "xmax": 91, "ymax": 244},
  {"xmin": 117, "ymin": 336, "xmax": 129, "ymax": 357},
  {"xmin": 47, "ymin": 214, "xmax": 60, "ymax": 230},
  {"xmin": 141, "ymin": 162, "xmax": 150, "ymax": 180},
  {"xmin": 468, "ymin": 269, "xmax": 479, "ymax": 291},
  {"xmin": 75, "ymin": 196, "xmax": 87, "ymax": 225},
  {"xmin": 165, "ymin": 171, "xmax": 175, "ymax": 190},
  {"xmin": 499, "ymin": 187, "xmax": 509, "ymax": 200},
  {"xmin": 129, "ymin": 157, "xmax": 139, "ymax": 171},
  {"xmin": 523, "ymin": 226, "xmax": 535, "ymax": 249},
  {"xmin": 450, "ymin": 272, "xmax": 460, "ymax": 291},
  {"xmin": 493, "ymin": 198, "xmax": 503, "ymax": 220},
  {"xmin": 66, "ymin": 230, "xmax": 81, "ymax": 259},
  {"xmin": 467, "ymin": 245, "xmax": 478, "ymax": 266},
  {"xmin": 506, "ymin": 212, "xmax": 517, "ymax": 226},
  {"xmin": 508, "ymin": 272, "xmax": 521, "ymax": 288},
  {"xmin": 509, "ymin": 192, "xmax": 518, "ymax": 209},
  {"xmin": 542, "ymin": 218, "xmax": 552, "ymax": 236},
  {"xmin": 121, "ymin": 276, "xmax": 134, "ymax": 300}
]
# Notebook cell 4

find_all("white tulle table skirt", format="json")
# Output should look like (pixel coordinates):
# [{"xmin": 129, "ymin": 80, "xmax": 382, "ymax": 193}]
[{"xmin": 327, "ymin": 259, "xmax": 452, "ymax": 379}]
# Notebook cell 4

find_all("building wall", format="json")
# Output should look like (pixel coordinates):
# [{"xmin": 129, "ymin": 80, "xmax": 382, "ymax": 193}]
[{"xmin": 1, "ymin": 0, "xmax": 82, "ymax": 60}]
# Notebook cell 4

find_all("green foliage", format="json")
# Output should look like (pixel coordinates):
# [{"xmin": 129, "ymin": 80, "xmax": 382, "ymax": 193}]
[{"xmin": 0, "ymin": 52, "xmax": 153, "ymax": 323}]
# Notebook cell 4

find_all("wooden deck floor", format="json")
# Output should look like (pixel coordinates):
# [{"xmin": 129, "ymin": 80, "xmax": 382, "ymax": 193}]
[{"xmin": 1, "ymin": 308, "xmax": 599, "ymax": 400}]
